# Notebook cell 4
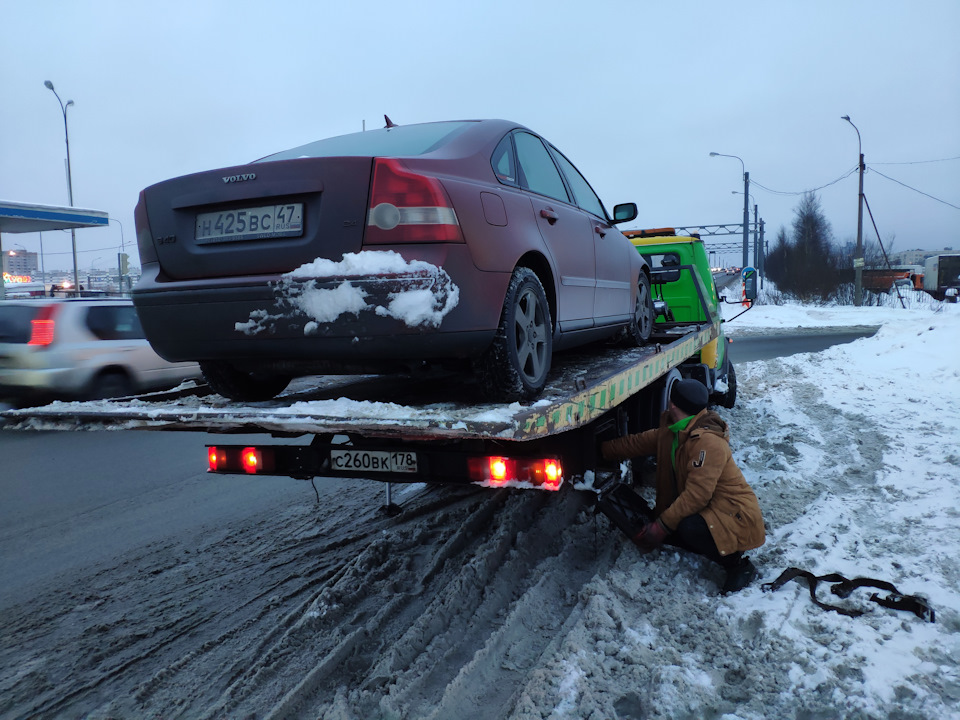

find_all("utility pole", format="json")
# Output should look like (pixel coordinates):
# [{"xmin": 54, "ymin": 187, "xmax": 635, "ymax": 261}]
[
  {"xmin": 842, "ymin": 115, "xmax": 865, "ymax": 306},
  {"xmin": 709, "ymin": 152, "xmax": 750, "ymax": 269},
  {"xmin": 741, "ymin": 171, "xmax": 750, "ymax": 269},
  {"xmin": 758, "ymin": 219, "xmax": 766, "ymax": 287}
]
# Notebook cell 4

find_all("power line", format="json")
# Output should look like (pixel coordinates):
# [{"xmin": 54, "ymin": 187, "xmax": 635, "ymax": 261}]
[
  {"xmin": 27, "ymin": 244, "xmax": 125, "ymax": 256},
  {"xmin": 871, "ymin": 155, "xmax": 960, "ymax": 166},
  {"xmin": 868, "ymin": 167, "xmax": 960, "ymax": 211},
  {"xmin": 750, "ymin": 166, "xmax": 859, "ymax": 196}
]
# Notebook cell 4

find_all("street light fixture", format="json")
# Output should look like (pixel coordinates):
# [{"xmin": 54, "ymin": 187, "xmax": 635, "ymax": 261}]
[
  {"xmin": 44, "ymin": 80, "xmax": 80, "ymax": 295},
  {"xmin": 841, "ymin": 115, "xmax": 865, "ymax": 307},
  {"xmin": 710, "ymin": 152, "xmax": 750, "ymax": 269}
]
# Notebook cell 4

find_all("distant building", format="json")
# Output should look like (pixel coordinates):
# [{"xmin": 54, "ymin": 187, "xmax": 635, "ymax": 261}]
[
  {"xmin": 3, "ymin": 249, "xmax": 39, "ymax": 277},
  {"xmin": 889, "ymin": 248, "xmax": 953, "ymax": 266}
]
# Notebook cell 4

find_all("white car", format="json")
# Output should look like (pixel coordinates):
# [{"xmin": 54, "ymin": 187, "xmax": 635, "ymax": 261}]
[{"xmin": 0, "ymin": 297, "xmax": 200, "ymax": 404}]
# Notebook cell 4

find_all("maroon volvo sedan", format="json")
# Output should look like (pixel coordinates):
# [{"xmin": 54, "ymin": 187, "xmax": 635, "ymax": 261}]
[{"xmin": 132, "ymin": 119, "xmax": 655, "ymax": 402}]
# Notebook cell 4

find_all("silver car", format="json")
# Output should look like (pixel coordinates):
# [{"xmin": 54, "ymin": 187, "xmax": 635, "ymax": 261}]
[{"xmin": 0, "ymin": 297, "xmax": 200, "ymax": 404}]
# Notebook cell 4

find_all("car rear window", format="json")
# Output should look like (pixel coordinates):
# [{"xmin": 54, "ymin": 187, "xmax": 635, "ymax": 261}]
[
  {"xmin": 256, "ymin": 121, "xmax": 475, "ymax": 162},
  {"xmin": 0, "ymin": 304, "xmax": 43, "ymax": 344},
  {"xmin": 85, "ymin": 305, "xmax": 146, "ymax": 341}
]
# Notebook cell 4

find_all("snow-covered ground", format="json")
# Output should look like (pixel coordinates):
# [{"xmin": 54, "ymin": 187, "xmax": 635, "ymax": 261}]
[
  {"xmin": 512, "ymin": 290, "xmax": 960, "ymax": 719},
  {"xmin": 2, "ymin": 287, "xmax": 958, "ymax": 719}
]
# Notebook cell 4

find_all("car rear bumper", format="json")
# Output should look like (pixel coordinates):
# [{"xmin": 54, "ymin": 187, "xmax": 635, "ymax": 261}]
[{"xmin": 133, "ymin": 248, "xmax": 508, "ymax": 366}]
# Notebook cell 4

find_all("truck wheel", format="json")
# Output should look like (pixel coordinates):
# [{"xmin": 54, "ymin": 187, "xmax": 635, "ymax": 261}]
[
  {"xmin": 475, "ymin": 267, "xmax": 552, "ymax": 401},
  {"xmin": 200, "ymin": 361, "xmax": 291, "ymax": 401},
  {"xmin": 624, "ymin": 273, "xmax": 656, "ymax": 346},
  {"xmin": 716, "ymin": 361, "xmax": 737, "ymax": 409}
]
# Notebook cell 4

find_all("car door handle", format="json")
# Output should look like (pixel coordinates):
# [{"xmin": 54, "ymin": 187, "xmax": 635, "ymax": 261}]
[
  {"xmin": 540, "ymin": 208, "xmax": 558, "ymax": 224},
  {"xmin": 594, "ymin": 225, "xmax": 607, "ymax": 238}
]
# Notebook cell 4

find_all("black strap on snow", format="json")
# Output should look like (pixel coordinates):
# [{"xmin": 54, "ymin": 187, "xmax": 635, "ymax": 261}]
[{"xmin": 761, "ymin": 567, "xmax": 935, "ymax": 623}]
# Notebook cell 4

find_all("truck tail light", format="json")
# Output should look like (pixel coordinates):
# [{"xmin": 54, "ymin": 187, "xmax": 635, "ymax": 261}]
[
  {"xmin": 28, "ymin": 305, "xmax": 59, "ymax": 346},
  {"xmin": 208, "ymin": 446, "xmax": 222, "ymax": 472},
  {"xmin": 365, "ymin": 158, "xmax": 463, "ymax": 244},
  {"xmin": 241, "ymin": 447, "xmax": 262, "ymax": 473},
  {"xmin": 467, "ymin": 456, "xmax": 563, "ymax": 491},
  {"xmin": 207, "ymin": 445, "xmax": 274, "ymax": 474}
]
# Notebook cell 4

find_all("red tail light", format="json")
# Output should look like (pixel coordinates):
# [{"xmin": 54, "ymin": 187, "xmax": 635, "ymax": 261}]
[
  {"xmin": 365, "ymin": 158, "xmax": 463, "ymax": 244},
  {"xmin": 467, "ymin": 456, "xmax": 564, "ymax": 491},
  {"xmin": 207, "ymin": 445, "xmax": 274, "ymax": 474},
  {"xmin": 242, "ymin": 447, "xmax": 262, "ymax": 474},
  {"xmin": 208, "ymin": 447, "xmax": 222, "ymax": 472},
  {"xmin": 28, "ymin": 305, "xmax": 59, "ymax": 346}
]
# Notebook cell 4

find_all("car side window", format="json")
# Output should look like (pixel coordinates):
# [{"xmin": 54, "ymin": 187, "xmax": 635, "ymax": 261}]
[
  {"xmin": 550, "ymin": 148, "xmax": 608, "ymax": 219},
  {"xmin": 491, "ymin": 135, "xmax": 519, "ymax": 186},
  {"xmin": 513, "ymin": 132, "xmax": 570, "ymax": 203},
  {"xmin": 86, "ymin": 305, "xmax": 146, "ymax": 341}
]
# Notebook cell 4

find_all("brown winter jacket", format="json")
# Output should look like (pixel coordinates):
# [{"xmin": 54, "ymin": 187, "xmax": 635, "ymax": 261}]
[{"xmin": 601, "ymin": 408, "xmax": 765, "ymax": 557}]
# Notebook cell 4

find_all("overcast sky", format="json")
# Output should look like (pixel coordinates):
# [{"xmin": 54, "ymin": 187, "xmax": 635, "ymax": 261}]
[{"xmin": 2, "ymin": 0, "xmax": 958, "ymax": 273}]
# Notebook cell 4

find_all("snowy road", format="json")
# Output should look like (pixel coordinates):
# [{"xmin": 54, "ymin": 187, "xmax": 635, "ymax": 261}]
[{"xmin": 1, "ymin": 298, "xmax": 958, "ymax": 719}]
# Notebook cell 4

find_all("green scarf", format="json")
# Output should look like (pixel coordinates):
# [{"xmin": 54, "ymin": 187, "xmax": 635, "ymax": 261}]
[{"xmin": 669, "ymin": 414, "xmax": 696, "ymax": 471}]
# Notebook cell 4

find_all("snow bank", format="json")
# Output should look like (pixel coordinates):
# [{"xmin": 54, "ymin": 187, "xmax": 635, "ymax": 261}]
[{"xmin": 512, "ymin": 299, "xmax": 960, "ymax": 719}]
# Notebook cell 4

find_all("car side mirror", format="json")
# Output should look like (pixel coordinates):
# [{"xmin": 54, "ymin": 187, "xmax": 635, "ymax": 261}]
[{"xmin": 612, "ymin": 203, "xmax": 638, "ymax": 224}]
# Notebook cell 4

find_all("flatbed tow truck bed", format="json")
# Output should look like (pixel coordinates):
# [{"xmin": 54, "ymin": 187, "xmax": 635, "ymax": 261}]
[
  {"xmin": 2, "ymin": 322, "xmax": 718, "ymax": 493},
  {"xmin": 2, "ymin": 324, "xmax": 715, "ymax": 441}
]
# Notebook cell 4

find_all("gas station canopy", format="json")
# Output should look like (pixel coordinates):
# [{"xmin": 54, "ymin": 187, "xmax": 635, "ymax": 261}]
[{"xmin": 0, "ymin": 200, "xmax": 108, "ymax": 233}]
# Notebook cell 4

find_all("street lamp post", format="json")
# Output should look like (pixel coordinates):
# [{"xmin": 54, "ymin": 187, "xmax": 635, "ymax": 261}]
[
  {"xmin": 44, "ymin": 80, "xmax": 80, "ymax": 295},
  {"xmin": 38, "ymin": 232, "xmax": 46, "ymax": 284},
  {"xmin": 732, "ymin": 190, "xmax": 760, "ymax": 270},
  {"xmin": 109, "ymin": 218, "xmax": 127, "ymax": 294},
  {"xmin": 710, "ymin": 152, "xmax": 750, "ymax": 269},
  {"xmin": 841, "ymin": 115, "xmax": 865, "ymax": 307}
]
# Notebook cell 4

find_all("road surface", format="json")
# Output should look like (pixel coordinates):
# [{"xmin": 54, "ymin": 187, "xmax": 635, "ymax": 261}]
[{"xmin": 0, "ymin": 328, "xmax": 881, "ymax": 719}]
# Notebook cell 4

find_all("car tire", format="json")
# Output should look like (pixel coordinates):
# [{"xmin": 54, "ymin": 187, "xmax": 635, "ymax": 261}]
[
  {"xmin": 88, "ymin": 370, "xmax": 134, "ymax": 400},
  {"xmin": 475, "ymin": 267, "xmax": 552, "ymax": 402},
  {"xmin": 200, "ymin": 361, "xmax": 291, "ymax": 402},
  {"xmin": 624, "ymin": 273, "xmax": 656, "ymax": 346}
]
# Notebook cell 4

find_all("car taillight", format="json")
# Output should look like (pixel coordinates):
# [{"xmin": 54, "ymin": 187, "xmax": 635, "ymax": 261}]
[
  {"xmin": 28, "ymin": 305, "xmax": 59, "ymax": 346},
  {"xmin": 365, "ymin": 158, "xmax": 463, "ymax": 244},
  {"xmin": 467, "ymin": 456, "xmax": 563, "ymax": 491}
]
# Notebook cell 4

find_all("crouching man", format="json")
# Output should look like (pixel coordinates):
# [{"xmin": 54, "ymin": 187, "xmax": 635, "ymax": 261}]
[{"xmin": 597, "ymin": 378, "xmax": 765, "ymax": 593}]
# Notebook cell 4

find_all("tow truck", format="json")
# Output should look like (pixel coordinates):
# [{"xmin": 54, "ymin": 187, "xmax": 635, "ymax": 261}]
[{"xmin": 2, "ymin": 230, "xmax": 750, "ymax": 507}]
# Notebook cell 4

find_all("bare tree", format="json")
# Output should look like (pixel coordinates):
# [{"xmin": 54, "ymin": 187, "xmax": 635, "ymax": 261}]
[{"xmin": 765, "ymin": 193, "xmax": 844, "ymax": 301}]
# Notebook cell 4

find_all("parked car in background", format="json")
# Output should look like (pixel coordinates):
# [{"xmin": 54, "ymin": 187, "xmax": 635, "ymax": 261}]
[
  {"xmin": 0, "ymin": 298, "xmax": 200, "ymax": 405},
  {"xmin": 132, "ymin": 119, "xmax": 655, "ymax": 402}
]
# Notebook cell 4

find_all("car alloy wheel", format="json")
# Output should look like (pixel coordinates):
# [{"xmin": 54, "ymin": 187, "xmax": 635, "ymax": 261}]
[
  {"xmin": 625, "ymin": 273, "xmax": 656, "ymax": 346},
  {"xmin": 88, "ymin": 370, "xmax": 134, "ymax": 400},
  {"xmin": 475, "ymin": 267, "xmax": 552, "ymax": 401}
]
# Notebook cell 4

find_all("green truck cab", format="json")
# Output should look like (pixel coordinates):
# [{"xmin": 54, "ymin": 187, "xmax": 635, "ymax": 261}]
[{"xmin": 624, "ymin": 228, "xmax": 738, "ymax": 408}]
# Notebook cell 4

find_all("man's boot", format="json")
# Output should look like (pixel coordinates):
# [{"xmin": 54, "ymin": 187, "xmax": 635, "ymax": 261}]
[{"xmin": 721, "ymin": 556, "xmax": 758, "ymax": 594}]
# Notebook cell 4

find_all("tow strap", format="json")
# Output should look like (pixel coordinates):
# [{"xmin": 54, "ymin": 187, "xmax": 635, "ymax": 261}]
[{"xmin": 761, "ymin": 567, "xmax": 935, "ymax": 623}]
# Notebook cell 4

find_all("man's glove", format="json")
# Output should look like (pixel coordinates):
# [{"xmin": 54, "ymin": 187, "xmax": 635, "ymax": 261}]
[{"xmin": 631, "ymin": 518, "xmax": 669, "ymax": 552}]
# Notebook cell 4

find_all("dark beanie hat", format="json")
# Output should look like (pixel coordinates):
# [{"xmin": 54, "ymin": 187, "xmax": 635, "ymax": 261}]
[{"xmin": 671, "ymin": 379, "xmax": 709, "ymax": 415}]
